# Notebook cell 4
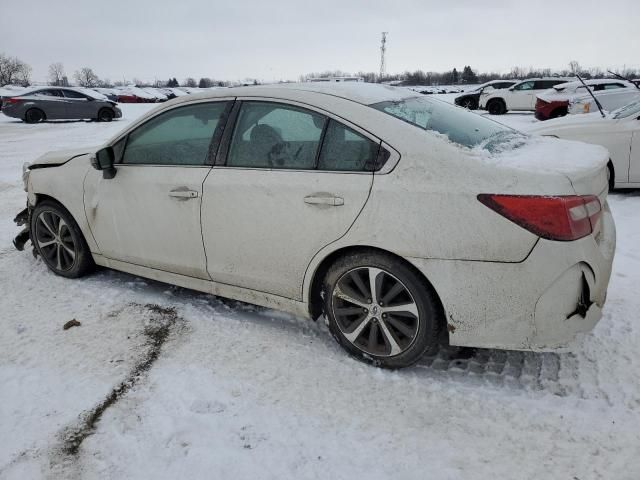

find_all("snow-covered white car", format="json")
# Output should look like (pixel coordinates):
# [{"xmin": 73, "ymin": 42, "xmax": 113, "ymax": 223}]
[
  {"xmin": 568, "ymin": 85, "xmax": 640, "ymax": 116},
  {"xmin": 454, "ymin": 80, "xmax": 518, "ymax": 110},
  {"xmin": 14, "ymin": 83, "xmax": 615, "ymax": 368},
  {"xmin": 529, "ymin": 100, "xmax": 640, "ymax": 189},
  {"xmin": 535, "ymin": 79, "xmax": 638, "ymax": 120},
  {"xmin": 480, "ymin": 77, "xmax": 572, "ymax": 114}
]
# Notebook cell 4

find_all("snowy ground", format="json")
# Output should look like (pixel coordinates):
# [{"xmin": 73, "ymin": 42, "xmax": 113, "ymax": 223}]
[{"xmin": 0, "ymin": 103, "xmax": 639, "ymax": 480}]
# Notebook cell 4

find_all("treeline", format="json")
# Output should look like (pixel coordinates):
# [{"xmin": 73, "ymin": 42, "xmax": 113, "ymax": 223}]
[
  {"xmin": 301, "ymin": 62, "xmax": 640, "ymax": 86},
  {"xmin": 2, "ymin": 52, "xmax": 638, "ymax": 88}
]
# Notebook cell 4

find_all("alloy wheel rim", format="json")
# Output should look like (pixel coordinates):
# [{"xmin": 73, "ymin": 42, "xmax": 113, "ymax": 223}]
[
  {"xmin": 35, "ymin": 210, "xmax": 77, "ymax": 271},
  {"xmin": 332, "ymin": 267, "xmax": 420, "ymax": 357}
]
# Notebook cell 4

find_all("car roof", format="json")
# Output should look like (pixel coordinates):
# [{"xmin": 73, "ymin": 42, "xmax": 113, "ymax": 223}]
[
  {"xmin": 553, "ymin": 78, "xmax": 632, "ymax": 89},
  {"xmin": 167, "ymin": 82, "xmax": 419, "ymax": 107}
]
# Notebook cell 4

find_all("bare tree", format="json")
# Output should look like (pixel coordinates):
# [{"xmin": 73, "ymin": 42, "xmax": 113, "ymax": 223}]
[
  {"xmin": 48, "ymin": 62, "xmax": 66, "ymax": 86},
  {"xmin": 73, "ymin": 67, "xmax": 100, "ymax": 87},
  {"xmin": 569, "ymin": 60, "xmax": 581, "ymax": 75},
  {"xmin": 0, "ymin": 53, "xmax": 32, "ymax": 86},
  {"xmin": 184, "ymin": 77, "xmax": 197, "ymax": 88}
]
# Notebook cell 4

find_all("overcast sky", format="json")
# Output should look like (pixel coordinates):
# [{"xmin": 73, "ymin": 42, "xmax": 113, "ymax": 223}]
[{"xmin": 1, "ymin": 0, "xmax": 638, "ymax": 84}]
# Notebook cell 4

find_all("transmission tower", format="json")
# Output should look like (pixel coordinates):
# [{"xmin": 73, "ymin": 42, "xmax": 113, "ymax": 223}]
[{"xmin": 380, "ymin": 32, "xmax": 388, "ymax": 80}]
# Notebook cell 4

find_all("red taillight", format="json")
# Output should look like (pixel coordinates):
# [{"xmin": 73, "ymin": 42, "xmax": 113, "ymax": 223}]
[
  {"xmin": 478, "ymin": 194, "xmax": 602, "ymax": 241},
  {"xmin": 5, "ymin": 97, "xmax": 22, "ymax": 105}
]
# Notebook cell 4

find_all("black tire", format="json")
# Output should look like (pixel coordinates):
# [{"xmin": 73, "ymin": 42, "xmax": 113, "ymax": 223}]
[
  {"xmin": 607, "ymin": 162, "xmax": 615, "ymax": 192},
  {"xmin": 549, "ymin": 107, "xmax": 568, "ymax": 119},
  {"xmin": 97, "ymin": 108, "xmax": 114, "ymax": 122},
  {"xmin": 24, "ymin": 108, "xmax": 45, "ymax": 124},
  {"xmin": 460, "ymin": 97, "xmax": 478, "ymax": 110},
  {"xmin": 30, "ymin": 200, "xmax": 94, "ymax": 278},
  {"xmin": 322, "ymin": 252, "xmax": 442, "ymax": 369},
  {"xmin": 487, "ymin": 99, "xmax": 506, "ymax": 115}
]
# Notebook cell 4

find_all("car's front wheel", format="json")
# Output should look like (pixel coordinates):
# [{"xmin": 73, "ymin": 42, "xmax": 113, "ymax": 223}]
[
  {"xmin": 31, "ymin": 200, "xmax": 94, "ymax": 278},
  {"xmin": 460, "ymin": 97, "xmax": 477, "ymax": 110},
  {"xmin": 97, "ymin": 108, "xmax": 115, "ymax": 122},
  {"xmin": 24, "ymin": 108, "xmax": 45, "ymax": 124},
  {"xmin": 323, "ymin": 252, "xmax": 442, "ymax": 369}
]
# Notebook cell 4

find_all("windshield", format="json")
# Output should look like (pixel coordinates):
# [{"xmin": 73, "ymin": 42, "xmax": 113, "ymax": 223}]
[
  {"xmin": 370, "ymin": 96, "xmax": 525, "ymax": 151},
  {"xmin": 613, "ymin": 100, "xmax": 640, "ymax": 119}
]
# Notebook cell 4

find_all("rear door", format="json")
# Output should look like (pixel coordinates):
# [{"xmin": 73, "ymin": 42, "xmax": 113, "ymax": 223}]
[
  {"xmin": 32, "ymin": 89, "xmax": 67, "ymax": 119},
  {"xmin": 201, "ymin": 100, "xmax": 378, "ymax": 300},
  {"xmin": 630, "ymin": 128, "xmax": 640, "ymax": 182}
]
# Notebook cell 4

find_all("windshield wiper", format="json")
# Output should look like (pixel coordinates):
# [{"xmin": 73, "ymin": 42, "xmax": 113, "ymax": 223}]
[
  {"xmin": 607, "ymin": 70, "xmax": 640, "ymax": 90},
  {"xmin": 576, "ymin": 74, "xmax": 605, "ymax": 118}
]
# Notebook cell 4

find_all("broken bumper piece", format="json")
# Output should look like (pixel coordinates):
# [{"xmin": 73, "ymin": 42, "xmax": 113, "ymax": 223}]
[{"xmin": 13, "ymin": 207, "xmax": 30, "ymax": 251}]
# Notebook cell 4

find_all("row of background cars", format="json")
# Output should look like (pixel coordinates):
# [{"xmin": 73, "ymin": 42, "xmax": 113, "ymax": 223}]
[
  {"xmin": 453, "ymin": 74, "xmax": 640, "ymax": 190},
  {"xmin": 0, "ymin": 84, "xmax": 221, "ymax": 123}
]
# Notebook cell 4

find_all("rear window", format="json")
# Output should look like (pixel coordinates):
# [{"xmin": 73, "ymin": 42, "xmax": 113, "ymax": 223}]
[{"xmin": 370, "ymin": 96, "xmax": 524, "ymax": 151}]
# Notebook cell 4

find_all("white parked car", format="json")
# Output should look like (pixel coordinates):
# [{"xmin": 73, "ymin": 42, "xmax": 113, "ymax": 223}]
[
  {"xmin": 14, "ymin": 83, "xmax": 615, "ymax": 368},
  {"xmin": 480, "ymin": 77, "xmax": 572, "ymax": 114},
  {"xmin": 535, "ymin": 79, "xmax": 638, "ymax": 120},
  {"xmin": 529, "ymin": 100, "xmax": 640, "ymax": 190},
  {"xmin": 568, "ymin": 85, "xmax": 640, "ymax": 116}
]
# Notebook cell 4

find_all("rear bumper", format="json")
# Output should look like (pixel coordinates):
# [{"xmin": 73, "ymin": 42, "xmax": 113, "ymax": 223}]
[{"xmin": 407, "ymin": 204, "xmax": 616, "ymax": 351}]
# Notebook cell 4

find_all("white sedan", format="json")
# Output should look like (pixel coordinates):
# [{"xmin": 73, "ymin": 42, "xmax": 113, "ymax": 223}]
[
  {"xmin": 14, "ymin": 83, "xmax": 615, "ymax": 368},
  {"xmin": 529, "ymin": 100, "xmax": 640, "ymax": 189}
]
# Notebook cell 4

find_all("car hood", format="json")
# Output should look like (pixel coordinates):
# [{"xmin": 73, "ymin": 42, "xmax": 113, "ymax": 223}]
[{"xmin": 28, "ymin": 147, "xmax": 96, "ymax": 169}]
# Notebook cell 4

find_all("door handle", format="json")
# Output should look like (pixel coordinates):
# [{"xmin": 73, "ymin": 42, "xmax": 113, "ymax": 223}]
[
  {"xmin": 169, "ymin": 188, "xmax": 199, "ymax": 199},
  {"xmin": 304, "ymin": 194, "xmax": 344, "ymax": 206}
]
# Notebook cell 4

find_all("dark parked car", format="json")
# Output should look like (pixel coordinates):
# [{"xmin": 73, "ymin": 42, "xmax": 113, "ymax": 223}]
[
  {"xmin": 1, "ymin": 87, "xmax": 122, "ymax": 123},
  {"xmin": 454, "ymin": 80, "xmax": 518, "ymax": 110}
]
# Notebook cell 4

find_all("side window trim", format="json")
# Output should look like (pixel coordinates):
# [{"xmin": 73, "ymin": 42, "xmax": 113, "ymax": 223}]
[{"xmin": 115, "ymin": 100, "xmax": 233, "ymax": 167}]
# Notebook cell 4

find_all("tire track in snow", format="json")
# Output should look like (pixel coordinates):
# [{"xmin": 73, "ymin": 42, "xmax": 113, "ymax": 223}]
[{"xmin": 40, "ymin": 303, "xmax": 187, "ymax": 477}]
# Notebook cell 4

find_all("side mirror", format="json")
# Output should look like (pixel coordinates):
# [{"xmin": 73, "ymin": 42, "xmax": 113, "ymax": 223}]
[{"xmin": 90, "ymin": 146, "xmax": 117, "ymax": 179}]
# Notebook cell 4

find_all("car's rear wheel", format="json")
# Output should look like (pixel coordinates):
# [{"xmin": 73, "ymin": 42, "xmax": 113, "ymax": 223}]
[
  {"xmin": 487, "ymin": 99, "xmax": 506, "ymax": 115},
  {"xmin": 323, "ymin": 252, "xmax": 442, "ymax": 369},
  {"xmin": 24, "ymin": 108, "xmax": 45, "ymax": 124},
  {"xmin": 97, "ymin": 108, "xmax": 114, "ymax": 122},
  {"xmin": 31, "ymin": 200, "xmax": 94, "ymax": 278}
]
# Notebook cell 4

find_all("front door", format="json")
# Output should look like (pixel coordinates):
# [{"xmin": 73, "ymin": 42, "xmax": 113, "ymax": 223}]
[
  {"xmin": 510, "ymin": 81, "xmax": 536, "ymax": 110},
  {"xmin": 84, "ymin": 101, "xmax": 231, "ymax": 279},
  {"xmin": 202, "ymin": 100, "xmax": 377, "ymax": 299}
]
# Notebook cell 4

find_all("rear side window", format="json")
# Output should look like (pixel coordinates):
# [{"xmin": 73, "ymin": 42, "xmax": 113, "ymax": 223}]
[
  {"xmin": 121, "ymin": 102, "xmax": 228, "ymax": 165},
  {"xmin": 227, "ymin": 102, "xmax": 325, "ymax": 169},
  {"xmin": 63, "ymin": 90, "xmax": 88, "ymax": 99},
  {"xmin": 318, "ymin": 120, "xmax": 379, "ymax": 171},
  {"xmin": 35, "ymin": 89, "xmax": 63, "ymax": 97}
]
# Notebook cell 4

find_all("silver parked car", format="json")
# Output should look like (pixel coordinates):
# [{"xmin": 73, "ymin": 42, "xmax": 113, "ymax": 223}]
[{"xmin": 1, "ymin": 87, "xmax": 122, "ymax": 123}]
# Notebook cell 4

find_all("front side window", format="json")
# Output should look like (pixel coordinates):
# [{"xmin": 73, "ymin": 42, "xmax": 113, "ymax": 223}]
[
  {"xmin": 514, "ymin": 81, "xmax": 535, "ymax": 91},
  {"xmin": 227, "ymin": 102, "xmax": 325, "ymax": 169},
  {"xmin": 121, "ymin": 102, "xmax": 228, "ymax": 165},
  {"xmin": 318, "ymin": 120, "xmax": 379, "ymax": 171}
]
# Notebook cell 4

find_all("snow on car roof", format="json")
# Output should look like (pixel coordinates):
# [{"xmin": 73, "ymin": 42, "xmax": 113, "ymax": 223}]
[{"xmin": 172, "ymin": 82, "xmax": 419, "ymax": 106}]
